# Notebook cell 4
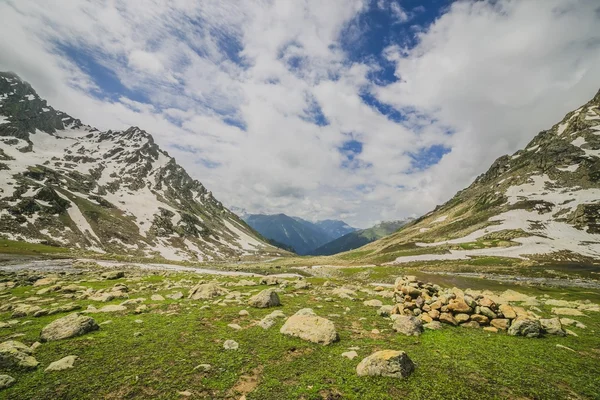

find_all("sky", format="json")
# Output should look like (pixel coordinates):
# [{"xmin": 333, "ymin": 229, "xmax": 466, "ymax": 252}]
[{"xmin": 1, "ymin": 0, "xmax": 599, "ymax": 228}]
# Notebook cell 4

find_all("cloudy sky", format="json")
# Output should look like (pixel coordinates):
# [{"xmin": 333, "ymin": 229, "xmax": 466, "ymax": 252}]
[{"xmin": 1, "ymin": 0, "xmax": 599, "ymax": 228}]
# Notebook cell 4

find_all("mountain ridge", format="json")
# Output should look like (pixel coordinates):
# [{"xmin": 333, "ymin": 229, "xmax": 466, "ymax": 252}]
[{"xmin": 0, "ymin": 71, "xmax": 282, "ymax": 261}]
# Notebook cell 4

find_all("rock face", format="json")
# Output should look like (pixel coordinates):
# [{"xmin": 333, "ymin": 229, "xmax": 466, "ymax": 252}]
[
  {"xmin": 40, "ymin": 313, "xmax": 99, "ymax": 342},
  {"xmin": 45, "ymin": 355, "xmax": 78, "ymax": 372},
  {"xmin": 247, "ymin": 289, "xmax": 281, "ymax": 308},
  {"xmin": 508, "ymin": 319, "xmax": 542, "ymax": 338},
  {"xmin": 356, "ymin": 350, "xmax": 415, "ymax": 379},
  {"xmin": 0, "ymin": 341, "xmax": 39, "ymax": 370},
  {"xmin": 280, "ymin": 309, "xmax": 338, "ymax": 345},
  {"xmin": 188, "ymin": 283, "xmax": 227, "ymax": 300},
  {"xmin": 392, "ymin": 316, "xmax": 423, "ymax": 336}
]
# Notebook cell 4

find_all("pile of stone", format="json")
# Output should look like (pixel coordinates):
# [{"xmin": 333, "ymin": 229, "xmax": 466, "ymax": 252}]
[{"xmin": 388, "ymin": 275, "xmax": 565, "ymax": 338}]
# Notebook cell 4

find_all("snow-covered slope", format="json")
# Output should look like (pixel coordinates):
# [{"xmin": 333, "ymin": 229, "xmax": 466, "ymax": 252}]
[
  {"xmin": 350, "ymin": 89, "xmax": 600, "ymax": 264},
  {"xmin": 0, "ymin": 72, "xmax": 281, "ymax": 261}
]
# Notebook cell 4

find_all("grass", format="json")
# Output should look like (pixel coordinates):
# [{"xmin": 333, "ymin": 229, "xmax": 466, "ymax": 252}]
[
  {"xmin": 1, "ymin": 267, "xmax": 599, "ymax": 399},
  {"xmin": 0, "ymin": 239, "xmax": 70, "ymax": 256}
]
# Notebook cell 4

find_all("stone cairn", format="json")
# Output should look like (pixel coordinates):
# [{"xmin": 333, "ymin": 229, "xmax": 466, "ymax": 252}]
[{"xmin": 389, "ymin": 275, "xmax": 565, "ymax": 337}]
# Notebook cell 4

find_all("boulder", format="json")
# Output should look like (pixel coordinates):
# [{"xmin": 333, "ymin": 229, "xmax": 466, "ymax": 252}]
[
  {"xmin": 392, "ymin": 316, "xmax": 423, "ymax": 336},
  {"xmin": 0, "ymin": 341, "xmax": 39, "ymax": 370},
  {"xmin": 40, "ymin": 313, "xmax": 99, "ymax": 342},
  {"xmin": 247, "ymin": 289, "xmax": 281, "ymax": 308},
  {"xmin": 188, "ymin": 282, "xmax": 227, "ymax": 300},
  {"xmin": 508, "ymin": 319, "xmax": 542, "ymax": 338},
  {"xmin": 280, "ymin": 309, "xmax": 338, "ymax": 345},
  {"xmin": 540, "ymin": 318, "xmax": 566, "ymax": 336},
  {"xmin": 470, "ymin": 314, "xmax": 489, "ymax": 325},
  {"xmin": 356, "ymin": 350, "xmax": 415, "ymax": 379},
  {"xmin": 479, "ymin": 306, "xmax": 497, "ymax": 319},
  {"xmin": 455, "ymin": 313, "xmax": 470, "ymax": 323},
  {"xmin": 45, "ymin": 355, "xmax": 78, "ymax": 372}
]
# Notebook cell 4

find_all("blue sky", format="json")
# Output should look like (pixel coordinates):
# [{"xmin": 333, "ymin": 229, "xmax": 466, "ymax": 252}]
[{"xmin": 1, "ymin": 0, "xmax": 599, "ymax": 227}]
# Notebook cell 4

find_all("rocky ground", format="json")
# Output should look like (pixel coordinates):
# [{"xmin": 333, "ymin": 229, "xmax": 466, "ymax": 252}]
[{"xmin": 0, "ymin": 259, "xmax": 599, "ymax": 399}]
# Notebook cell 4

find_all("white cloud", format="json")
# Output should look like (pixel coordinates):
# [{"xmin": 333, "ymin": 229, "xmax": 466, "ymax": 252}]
[{"xmin": 0, "ymin": 0, "xmax": 599, "ymax": 229}]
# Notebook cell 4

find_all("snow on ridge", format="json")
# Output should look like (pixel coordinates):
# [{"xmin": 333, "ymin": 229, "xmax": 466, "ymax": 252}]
[{"xmin": 55, "ymin": 191, "xmax": 105, "ymax": 253}]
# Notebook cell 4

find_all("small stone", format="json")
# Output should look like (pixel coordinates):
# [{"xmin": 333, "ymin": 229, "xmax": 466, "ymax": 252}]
[
  {"xmin": 356, "ymin": 350, "xmax": 415, "ymax": 379},
  {"xmin": 133, "ymin": 332, "xmax": 143, "ymax": 337},
  {"xmin": 134, "ymin": 305, "xmax": 148, "ymax": 314},
  {"xmin": 490, "ymin": 318, "xmax": 510, "ymax": 330},
  {"xmin": 151, "ymin": 295, "xmax": 165, "ymax": 301},
  {"xmin": 101, "ymin": 271, "xmax": 125, "ymax": 280},
  {"xmin": 0, "ymin": 375, "xmax": 16, "ymax": 389},
  {"xmin": 363, "ymin": 299, "xmax": 383, "ymax": 307},
  {"xmin": 45, "ymin": 355, "xmax": 78, "ymax": 372},
  {"xmin": 178, "ymin": 390, "xmax": 193, "ymax": 397},
  {"xmin": 552, "ymin": 308, "xmax": 584, "ymax": 316},
  {"xmin": 223, "ymin": 340, "xmax": 239, "ymax": 350},
  {"xmin": 499, "ymin": 304, "xmax": 517, "ymax": 319},
  {"xmin": 455, "ymin": 313, "xmax": 470, "ymax": 323},
  {"xmin": 342, "ymin": 351, "xmax": 358, "ymax": 360},
  {"xmin": 447, "ymin": 299, "xmax": 471, "ymax": 313},
  {"xmin": 439, "ymin": 313, "xmax": 458, "ymax": 326},
  {"xmin": 556, "ymin": 344, "xmax": 576, "ymax": 352},
  {"xmin": 134, "ymin": 319, "xmax": 143, "ymax": 324},
  {"xmin": 193, "ymin": 364, "xmax": 212, "ymax": 372},
  {"xmin": 371, "ymin": 329, "xmax": 380, "ymax": 334},
  {"xmin": 460, "ymin": 321, "xmax": 480, "ymax": 329},
  {"xmin": 470, "ymin": 314, "xmax": 489, "ymax": 325},
  {"xmin": 227, "ymin": 323, "xmax": 242, "ymax": 330},
  {"xmin": 483, "ymin": 327, "xmax": 498, "ymax": 333},
  {"xmin": 258, "ymin": 310, "xmax": 286, "ymax": 329},
  {"xmin": 167, "ymin": 292, "xmax": 184, "ymax": 300},
  {"xmin": 423, "ymin": 321, "xmax": 442, "ymax": 330},
  {"xmin": 239, "ymin": 310, "xmax": 249, "ymax": 316},
  {"xmin": 559, "ymin": 318, "xmax": 586, "ymax": 329}
]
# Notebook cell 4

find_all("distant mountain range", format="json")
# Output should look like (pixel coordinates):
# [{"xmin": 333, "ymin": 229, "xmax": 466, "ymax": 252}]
[
  {"xmin": 311, "ymin": 220, "xmax": 413, "ymax": 256},
  {"xmin": 243, "ymin": 214, "xmax": 356, "ymax": 255}
]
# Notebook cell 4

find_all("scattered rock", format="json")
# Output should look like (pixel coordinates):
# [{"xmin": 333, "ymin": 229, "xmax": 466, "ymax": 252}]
[
  {"xmin": 45, "ymin": 355, "xmax": 78, "ymax": 372},
  {"xmin": 552, "ymin": 308, "xmax": 584, "ymax": 316},
  {"xmin": 508, "ymin": 319, "xmax": 542, "ymax": 338},
  {"xmin": 223, "ymin": 340, "xmax": 239, "ymax": 350},
  {"xmin": 193, "ymin": 364, "xmax": 212, "ymax": 372},
  {"xmin": 248, "ymin": 289, "xmax": 281, "ymax": 308},
  {"xmin": 228, "ymin": 323, "xmax": 242, "ymax": 330},
  {"xmin": 363, "ymin": 299, "xmax": 383, "ymax": 307},
  {"xmin": 239, "ymin": 310, "xmax": 249, "ymax": 316},
  {"xmin": 559, "ymin": 318, "xmax": 586, "ymax": 329},
  {"xmin": 342, "ymin": 351, "xmax": 358, "ymax": 360},
  {"xmin": 40, "ymin": 313, "xmax": 99, "ymax": 342},
  {"xmin": 0, "ymin": 374, "xmax": 16, "ymax": 389},
  {"xmin": 356, "ymin": 350, "xmax": 415, "ymax": 379},
  {"xmin": 258, "ymin": 310, "xmax": 286, "ymax": 329},
  {"xmin": 377, "ymin": 305, "xmax": 394, "ymax": 317},
  {"xmin": 392, "ymin": 316, "xmax": 423, "ymax": 336},
  {"xmin": 423, "ymin": 321, "xmax": 442, "ymax": 330},
  {"xmin": 0, "ymin": 340, "xmax": 39, "ymax": 369},
  {"xmin": 167, "ymin": 292, "xmax": 184, "ymax": 300},
  {"xmin": 151, "ymin": 294, "xmax": 165, "ymax": 301},
  {"xmin": 540, "ymin": 318, "xmax": 566, "ymax": 336},
  {"xmin": 188, "ymin": 283, "xmax": 227, "ymax": 300},
  {"xmin": 33, "ymin": 277, "xmax": 58, "ymax": 287},
  {"xmin": 280, "ymin": 309, "xmax": 338, "ymax": 345},
  {"xmin": 101, "ymin": 271, "xmax": 125, "ymax": 280}
]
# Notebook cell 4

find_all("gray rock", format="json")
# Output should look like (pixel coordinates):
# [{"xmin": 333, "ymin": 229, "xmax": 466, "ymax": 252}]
[
  {"xmin": 0, "ymin": 374, "xmax": 16, "ymax": 389},
  {"xmin": 508, "ymin": 319, "xmax": 542, "ymax": 338},
  {"xmin": 223, "ymin": 340, "xmax": 239, "ymax": 350},
  {"xmin": 45, "ymin": 355, "xmax": 78, "ymax": 372},
  {"xmin": 356, "ymin": 350, "xmax": 415, "ymax": 379},
  {"xmin": 280, "ymin": 310, "xmax": 338, "ymax": 345},
  {"xmin": 540, "ymin": 317, "xmax": 566, "ymax": 336},
  {"xmin": 101, "ymin": 271, "xmax": 125, "ymax": 280},
  {"xmin": 167, "ymin": 292, "xmax": 184, "ymax": 300},
  {"xmin": 247, "ymin": 289, "xmax": 281, "ymax": 308},
  {"xmin": 40, "ymin": 313, "xmax": 99, "ymax": 342},
  {"xmin": 392, "ymin": 316, "xmax": 423, "ymax": 336},
  {"xmin": 188, "ymin": 283, "xmax": 227, "ymax": 300},
  {"xmin": 0, "ymin": 341, "xmax": 39, "ymax": 370}
]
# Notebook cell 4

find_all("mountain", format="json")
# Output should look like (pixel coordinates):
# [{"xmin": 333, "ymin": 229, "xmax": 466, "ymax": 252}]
[
  {"xmin": 311, "ymin": 220, "xmax": 412, "ymax": 256},
  {"xmin": 314, "ymin": 219, "xmax": 356, "ymax": 240},
  {"xmin": 0, "ymin": 71, "xmax": 283, "ymax": 261},
  {"xmin": 344, "ymin": 89, "xmax": 600, "ymax": 265},
  {"xmin": 243, "ymin": 214, "xmax": 355, "ymax": 255}
]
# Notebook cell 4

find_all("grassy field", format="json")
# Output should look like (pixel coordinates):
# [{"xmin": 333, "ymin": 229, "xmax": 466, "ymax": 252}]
[{"xmin": 1, "ymin": 265, "xmax": 599, "ymax": 399}]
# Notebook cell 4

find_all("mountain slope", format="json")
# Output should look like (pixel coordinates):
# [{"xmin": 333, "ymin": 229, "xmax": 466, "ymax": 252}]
[
  {"xmin": 344, "ymin": 89, "xmax": 600, "ymax": 265},
  {"xmin": 0, "ymin": 71, "xmax": 282, "ymax": 261},
  {"xmin": 243, "ymin": 214, "xmax": 340, "ymax": 255},
  {"xmin": 314, "ymin": 219, "xmax": 356, "ymax": 240},
  {"xmin": 311, "ymin": 220, "xmax": 412, "ymax": 256}
]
